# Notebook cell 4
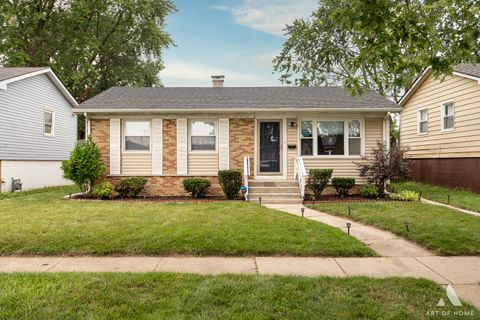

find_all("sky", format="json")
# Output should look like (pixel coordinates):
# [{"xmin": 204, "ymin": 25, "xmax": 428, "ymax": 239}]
[{"xmin": 160, "ymin": 0, "xmax": 318, "ymax": 87}]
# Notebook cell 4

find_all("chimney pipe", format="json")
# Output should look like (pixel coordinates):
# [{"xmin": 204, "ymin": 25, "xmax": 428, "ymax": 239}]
[{"xmin": 211, "ymin": 75, "xmax": 225, "ymax": 88}]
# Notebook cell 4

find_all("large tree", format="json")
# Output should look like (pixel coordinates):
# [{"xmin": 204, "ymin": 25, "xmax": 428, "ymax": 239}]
[
  {"xmin": 274, "ymin": 0, "xmax": 480, "ymax": 103},
  {"xmin": 0, "ymin": 0, "xmax": 175, "ymax": 103}
]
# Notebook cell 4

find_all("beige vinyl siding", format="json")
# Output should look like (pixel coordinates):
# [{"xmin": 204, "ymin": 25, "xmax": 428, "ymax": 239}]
[
  {"xmin": 287, "ymin": 119, "xmax": 297, "ymax": 179},
  {"xmin": 188, "ymin": 153, "xmax": 218, "ymax": 175},
  {"xmin": 401, "ymin": 73, "xmax": 480, "ymax": 158},
  {"xmin": 121, "ymin": 153, "xmax": 152, "ymax": 175},
  {"xmin": 303, "ymin": 118, "xmax": 384, "ymax": 184}
]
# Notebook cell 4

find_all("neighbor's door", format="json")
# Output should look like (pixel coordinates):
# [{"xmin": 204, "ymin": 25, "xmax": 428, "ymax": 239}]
[{"xmin": 259, "ymin": 121, "xmax": 281, "ymax": 174}]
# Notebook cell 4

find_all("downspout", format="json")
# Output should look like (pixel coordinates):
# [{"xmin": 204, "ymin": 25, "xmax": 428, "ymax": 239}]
[
  {"xmin": 384, "ymin": 112, "xmax": 391, "ymax": 194},
  {"xmin": 84, "ymin": 112, "xmax": 90, "ymax": 139}
]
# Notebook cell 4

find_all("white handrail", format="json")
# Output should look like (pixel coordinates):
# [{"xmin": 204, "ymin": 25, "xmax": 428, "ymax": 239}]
[
  {"xmin": 243, "ymin": 156, "xmax": 251, "ymax": 201},
  {"xmin": 294, "ymin": 157, "xmax": 307, "ymax": 200}
]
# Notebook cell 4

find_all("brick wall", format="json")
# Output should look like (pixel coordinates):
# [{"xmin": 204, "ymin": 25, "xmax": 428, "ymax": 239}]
[
  {"xmin": 229, "ymin": 118, "xmax": 254, "ymax": 176},
  {"xmin": 163, "ymin": 119, "xmax": 177, "ymax": 174},
  {"xmin": 90, "ymin": 119, "xmax": 110, "ymax": 173}
]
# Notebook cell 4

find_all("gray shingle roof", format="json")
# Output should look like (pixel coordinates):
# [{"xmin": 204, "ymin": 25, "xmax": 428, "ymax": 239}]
[
  {"xmin": 454, "ymin": 63, "xmax": 480, "ymax": 78},
  {"xmin": 0, "ymin": 67, "xmax": 48, "ymax": 81},
  {"xmin": 77, "ymin": 86, "xmax": 399, "ymax": 110}
]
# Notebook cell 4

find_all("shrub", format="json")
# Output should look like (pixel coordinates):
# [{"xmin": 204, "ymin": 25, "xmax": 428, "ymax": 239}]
[
  {"xmin": 218, "ymin": 170, "xmax": 242, "ymax": 200},
  {"xmin": 93, "ymin": 182, "xmax": 112, "ymax": 200},
  {"xmin": 356, "ymin": 142, "xmax": 411, "ymax": 195},
  {"xmin": 183, "ymin": 178, "xmax": 211, "ymax": 198},
  {"xmin": 114, "ymin": 177, "xmax": 148, "ymax": 198},
  {"xmin": 389, "ymin": 190, "xmax": 420, "ymax": 201},
  {"xmin": 307, "ymin": 169, "xmax": 333, "ymax": 200},
  {"xmin": 331, "ymin": 177, "xmax": 355, "ymax": 197},
  {"xmin": 61, "ymin": 137, "xmax": 106, "ymax": 194},
  {"xmin": 362, "ymin": 183, "xmax": 380, "ymax": 198}
]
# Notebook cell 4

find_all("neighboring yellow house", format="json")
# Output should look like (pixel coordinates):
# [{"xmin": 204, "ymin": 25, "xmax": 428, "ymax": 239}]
[{"xmin": 399, "ymin": 63, "xmax": 480, "ymax": 191}]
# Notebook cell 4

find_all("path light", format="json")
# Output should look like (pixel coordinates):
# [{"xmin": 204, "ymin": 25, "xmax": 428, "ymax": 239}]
[
  {"xmin": 420, "ymin": 191, "xmax": 423, "ymax": 199},
  {"xmin": 312, "ymin": 198, "xmax": 315, "ymax": 206},
  {"xmin": 447, "ymin": 193, "xmax": 450, "ymax": 204},
  {"xmin": 346, "ymin": 222, "xmax": 351, "ymax": 235},
  {"xmin": 301, "ymin": 207, "xmax": 305, "ymax": 217},
  {"xmin": 404, "ymin": 220, "xmax": 410, "ymax": 233},
  {"xmin": 259, "ymin": 197, "xmax": 262, "ymax": 205},
  {"xmin": 348, "ymin": 205, "xmax": 351, "ymax": 215}
]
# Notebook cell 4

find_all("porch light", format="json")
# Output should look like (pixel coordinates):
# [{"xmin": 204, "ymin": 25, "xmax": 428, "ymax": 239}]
[
  {"xmin": 404, "ymin": 220, "xmax": 410, "ymax": 233},
  {"xmin": 301, "ymin": 208, "xmax": 305, "ymax": 217},
  {"xmin": 346, "ymin": 222, "xmax": 351, "ymax": 235}
]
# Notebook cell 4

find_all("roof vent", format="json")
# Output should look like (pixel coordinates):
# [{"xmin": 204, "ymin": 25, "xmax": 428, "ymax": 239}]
[{"xmin": 211, "ymin": 75, "xmax": 225, "ymax": 88}]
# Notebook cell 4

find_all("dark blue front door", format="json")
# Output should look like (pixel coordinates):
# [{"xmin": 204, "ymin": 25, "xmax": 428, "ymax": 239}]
[{"xmin": 259, "ymin": 121, "xmax": 281, "ymax": 173}]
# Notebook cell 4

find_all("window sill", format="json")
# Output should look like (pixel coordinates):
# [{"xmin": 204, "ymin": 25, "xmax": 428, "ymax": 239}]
[{"xmin": 300, "ymin": 155, "xmax": 363, "ymax": 160}]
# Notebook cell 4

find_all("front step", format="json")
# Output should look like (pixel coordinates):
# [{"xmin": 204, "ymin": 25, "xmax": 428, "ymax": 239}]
[{"xmin": 247, "ymin": 180, "xmax": 302, "ymax": 204}]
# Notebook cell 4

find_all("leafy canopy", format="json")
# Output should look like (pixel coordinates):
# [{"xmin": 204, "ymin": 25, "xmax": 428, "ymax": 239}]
[{"xmin": 274, "ymin": 0, "xmax": 480, "ymax": 102}]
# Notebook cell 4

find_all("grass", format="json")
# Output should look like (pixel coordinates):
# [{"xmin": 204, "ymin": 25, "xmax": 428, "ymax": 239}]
[
  {"xmin": 308, "ymin": 201, "xmax": 480, "ymax": 256},
  {"xmin": 0, "ymin": 186, "xmax": 374, "ymax": 257},
  {"xmin": 0, "ymin": 273, "xmax": 477, "ymax": 319},
  {"xmin": 392, "ymin": 181, "xmax": 480, "ymax": 213}
]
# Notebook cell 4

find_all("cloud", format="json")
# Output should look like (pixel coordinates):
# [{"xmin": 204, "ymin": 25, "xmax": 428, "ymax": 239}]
[
  {"xmin": 214, "ymin": 0, "xmax": 317, "ymax": 36},
  {"xmin": 160, "ymin": 60, "xmax": 281, "ymax": 87}
]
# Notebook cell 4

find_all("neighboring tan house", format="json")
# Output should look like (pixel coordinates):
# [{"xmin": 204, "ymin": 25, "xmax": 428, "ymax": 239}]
[
  {"xmin": 400, "ymin": 63, "xmax": 480, "ymax": 191},
  {"xmin": 0, "ymin": 67, "xmax": 78, "ymax": 192},
  {"xmin": 74, "ymin": 76, "xmax": 399, "ymax": 203}
]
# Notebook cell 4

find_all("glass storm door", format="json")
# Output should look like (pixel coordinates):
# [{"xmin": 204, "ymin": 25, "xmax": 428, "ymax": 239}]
[{"xmin": 259, "ymin": 121, "xmax": 281, "ymax": 173}]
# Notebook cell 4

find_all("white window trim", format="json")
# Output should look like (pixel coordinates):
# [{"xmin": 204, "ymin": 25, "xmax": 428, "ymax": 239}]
[
  {"xmin": 188, "ymin": 119, "xmax": 218, "ymax": 153},
  {"xmin": 417, "ymin": 107, "xmax": 429, "ymax": 135},
  {"xmin": 43, "ymin": 109, "xmax": 55, "ymax": 137},
  {"xmin": 440, "ymin": 100, "xmax": 455, "ymax": 132},
  {"xmin": 122, "ymin": 119, "xmax": 152, "ymax": 153},
  {"xmin": 298, "ymin": 118, "xmax": 365, "ymax": 159}
]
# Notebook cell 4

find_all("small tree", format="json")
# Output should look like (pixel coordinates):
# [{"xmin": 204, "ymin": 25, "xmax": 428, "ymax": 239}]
[
  {"xmin": 61, "ymin": 137, "xmax": 106, "ymax": 194},
  {"xmin": 356, "ymin": 142, "xmax": 410, "ymax": 195}
]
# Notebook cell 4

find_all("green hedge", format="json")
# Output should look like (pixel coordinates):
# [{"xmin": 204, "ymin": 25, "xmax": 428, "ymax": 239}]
[
  {"xmin": 307, "ymin": 169, "xmax": 333, "ymax": 200},
  {"xmin": 183, "ymin": 179, "xmax": 211, "ymax": 198},
  {"xmin": 218, "ymin": 170, "xmax": 242, "ymax": 200},
  {"xmin": 331, "ymin": 177, "xmax": 355, "ymax": 197}
]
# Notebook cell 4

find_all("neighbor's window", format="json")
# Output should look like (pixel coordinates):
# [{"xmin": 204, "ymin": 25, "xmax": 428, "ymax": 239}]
[
  {"xmin": 441, "ymin": 102, "xmax": 454, "ymax": 131},
  {"xmin": 44, "ymin": 111, "xmax": 54, "ymax": 135},
  {"xmin": 124, "ymin": 121, "xmax": 150, "ymax": 151},
  {"xmin": 418, "ymin": 108, "xmax": 428, "ymax": 134},
  {"xmin": 317, "ymin": 121, "xmax": 344, "ymax": 155},
  {"xmin": 348, "ymin": 120, "xmax": 361, "ymax": 155},
  {"xmin": 191, "ymin": 120, "xmax": 216, "ymax": 151},
  {"xmin": 300, "ymin": 120, "xmax": 313, "ymax": 156}
]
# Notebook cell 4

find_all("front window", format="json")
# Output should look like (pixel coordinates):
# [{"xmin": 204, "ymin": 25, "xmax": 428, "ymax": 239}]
[
  {"xmin": 418, "ymin": 108, "xmax": 428, "ymax": 134},
  {"xmin": 124, "ymin": 121, "xmax": 150, "ymax": 151},
  {"xmin": 191, "ymin": 120, "xmax": 216, "ymax": 151},
  {"xmin": 44, "ymin": 111, "xmax": 54, "ymax": 135},
  {"xmin": 317, "ymin": 121, "xmax": 344, "ymax": 155},
  {"xmin": 348, "ymin": 120, "xmax": 361, "ymax": 155},
  {"xmin": 441, "ymin": 102, "xmax": 454, "ymax": 131},
  {"xmin": 300, "ymin": 121, "xmax": 313, "ymax": 156}
]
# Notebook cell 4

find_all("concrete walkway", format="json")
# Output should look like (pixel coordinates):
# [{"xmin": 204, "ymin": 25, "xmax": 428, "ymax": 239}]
[
  {"xmin": 265, "ymin": 204, "xmax": 434, "ymax": 257},
  {"xmin": 0, "ymin": 255, "xmax": 479, "ymax": 308},
  {"xmin": 421, "ymin": 198, "xmax": 480, "ymax": 217}
]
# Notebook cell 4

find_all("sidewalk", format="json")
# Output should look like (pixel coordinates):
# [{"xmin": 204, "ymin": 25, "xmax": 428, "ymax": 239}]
[
  {"xmin": 0, "ymin": 255, "xmax": 479, "ymax": 308},
  {"xmin": 421, "ymin": 198, "xmax": 480, "ymax": 217}
]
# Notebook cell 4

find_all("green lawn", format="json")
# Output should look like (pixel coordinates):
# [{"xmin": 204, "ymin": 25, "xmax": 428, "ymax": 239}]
[
  {"xmin": 0, "ymin": 273, "xmax": 476, "ymax": 319},
  {"xmin": 0, "ymin": 186, "xmax": 374, "ymax": 257},
  {"xmin": 308, "ymin": 202, "xmax": 480, "ymax": 255},
  {"xmin": 392, "ymin": 181, "xmax": 480, "ymax": 213}
]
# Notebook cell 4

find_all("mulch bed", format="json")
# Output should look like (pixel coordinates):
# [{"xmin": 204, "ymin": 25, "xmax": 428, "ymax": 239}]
[
  {"xmin": 303, "ymin": 195, "xmax": 396, "ymax": 204},
  {"xmin": 68, "ymin": 194, "xmax": 243, "ymax": 203}
]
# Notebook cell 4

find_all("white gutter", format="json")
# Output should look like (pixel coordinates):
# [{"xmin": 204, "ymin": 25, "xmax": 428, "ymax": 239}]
[{"xmin": 73, "ymin": 107, "xmax": 402, "ymax": 113}]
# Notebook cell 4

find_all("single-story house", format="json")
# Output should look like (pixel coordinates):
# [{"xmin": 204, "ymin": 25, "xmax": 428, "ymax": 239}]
[
  {"xmin": 74, "ymin": 76, "xmax": 399, "ymax": 203},
  {"xmin": 0, "ymin": 67, "xmax": 78, "ymax": 192},
  {"xmin": 399, "ymin": 63, "xmax": 480, "ymax": 192}
]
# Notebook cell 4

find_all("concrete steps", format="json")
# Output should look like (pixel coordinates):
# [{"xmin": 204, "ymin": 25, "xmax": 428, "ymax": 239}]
[{"xmin": 248, "ymin": 180, "xmax": 302, "ymax": 204}]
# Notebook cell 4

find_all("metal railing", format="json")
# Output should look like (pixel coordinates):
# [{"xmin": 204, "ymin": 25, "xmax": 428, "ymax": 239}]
[
  {"xmin": 294, "ymin": 157, "xmax": 307, "ymax": 200},
  {"xmin": 243, "ymin": 156, "xmax": 251, "ymax": 201}
]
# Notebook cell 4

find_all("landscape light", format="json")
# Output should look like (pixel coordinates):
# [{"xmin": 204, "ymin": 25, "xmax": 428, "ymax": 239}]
[
  {"xmin": 301, "ymin": 208, "xmax": 305, "ymax": 217},
  {"xmin": 259, "ymin": 197, "xmax": 262, "ymax": 205},
  {"xmin": 346, "ymin": 222, "xmax": 351, "ymax": 235},
  {"xmin": 404, "ymin": 220, "xmax": 410, "ymax": 233}
]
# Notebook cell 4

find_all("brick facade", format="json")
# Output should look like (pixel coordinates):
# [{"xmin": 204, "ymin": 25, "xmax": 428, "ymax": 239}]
[
  {"xmin": 162, "ymin": 119, "xmax": 177, "ymax": 174},
  {"xmin": 229, "ymin": 118, "xmax": 254, "ymax": 176},
  {"xmin": 90, "ymin": 119, "xmax": 110, "ymax": 173}
]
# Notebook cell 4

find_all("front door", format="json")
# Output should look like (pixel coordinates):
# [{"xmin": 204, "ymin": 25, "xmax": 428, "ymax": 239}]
[{"xmin": 259, "ymin": 121, "xmax": 281, "ymax": 174}]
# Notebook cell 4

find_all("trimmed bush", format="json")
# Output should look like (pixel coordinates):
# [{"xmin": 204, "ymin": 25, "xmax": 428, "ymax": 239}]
[
  {"xmin": 362, "ymin": 183, "xmax": 380, "ymax": 198},
  {"xmin": 93, "ymin": 182, "xmax": 112, "ymax": 200},
  {"xmin": 389, "ymin": 190, "xmax": 420, "ymax": 201},
  {"xmin": 218, "ymin": 170, "xmax": 242, "ymax": 200},
  {"xmin": 183, "ymin": 178, "xmax": 211, "ymax": 198},
  {"xmin": 331, "ymin": 177, "xmax": 355, "ymax": 197},
  {"xmin": 61, "ymin": 137, "xmax": 106, "ymax": 194},
  {"xmin": 114, "ymin": 177, "xmax": 148, "ymax": 198},
  {"xmin": 307, "ymin": 169, "xmax": 333, "ymax": 200}
]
